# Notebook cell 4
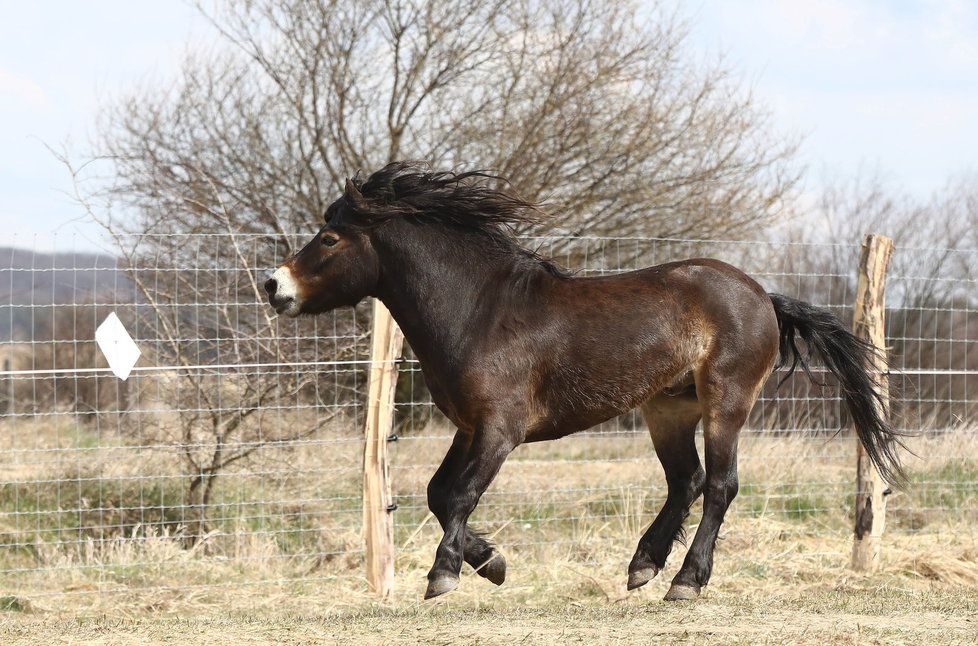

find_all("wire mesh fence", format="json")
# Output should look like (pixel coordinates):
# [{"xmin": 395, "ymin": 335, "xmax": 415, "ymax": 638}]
[
  {"xmin": 1, "ymin": 232, "xmax": 975, "ymax": 601},
  {"xmin": 0, "ymin": 234, "xmax": 372, "ymax": 599}
]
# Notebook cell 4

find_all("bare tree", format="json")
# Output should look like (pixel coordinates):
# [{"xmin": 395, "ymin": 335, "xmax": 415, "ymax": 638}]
[
  {"xmin": 100, "ymin": 0, "xmax": 798, "ymax": 245},
  {"xmin": 72, "ymin": 0, "xmax": 801, "ymax": 534},
  {"xmin": 60, "ymin": 154, "xmax": 363, "ymax": 543}
]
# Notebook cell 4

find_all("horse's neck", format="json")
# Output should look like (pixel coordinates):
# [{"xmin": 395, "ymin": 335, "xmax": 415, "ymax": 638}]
[{"xmin": 372, "ymin": 227, "xmax": 532, "ymax": 372}]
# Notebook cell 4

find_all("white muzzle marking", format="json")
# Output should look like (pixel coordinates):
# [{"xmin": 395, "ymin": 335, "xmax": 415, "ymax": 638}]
[{"xmin": 271, "ymin": 265, "xmax": 302, "ymax": 317}]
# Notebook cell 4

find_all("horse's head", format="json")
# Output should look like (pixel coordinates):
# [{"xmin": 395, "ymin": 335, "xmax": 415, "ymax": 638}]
[
  {"xmin": 265, "ymin": 179, "xmax": 380, "ymax": 317},
  {"xmin": 266, "ymin": 161, "xmax": 554, "ymax": 316}
]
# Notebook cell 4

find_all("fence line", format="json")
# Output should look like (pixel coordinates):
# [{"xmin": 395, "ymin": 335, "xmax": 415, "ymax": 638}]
[
  {"xmin": 0, "ymin": 358, "xmax": 400, "ymax": 377},
  {"xmin": 1, "ymin": 232, "xmax": 976, "ymax": 603}
]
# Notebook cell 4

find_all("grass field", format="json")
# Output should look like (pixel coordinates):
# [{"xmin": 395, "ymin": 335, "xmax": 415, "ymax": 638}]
[
  {"xmin": 2, "ymin": 417, "xmax": 978, "ymax": 643},
  {"xmin": 3, "ymin": 521, "xmax": 978, "ymax": 644}
]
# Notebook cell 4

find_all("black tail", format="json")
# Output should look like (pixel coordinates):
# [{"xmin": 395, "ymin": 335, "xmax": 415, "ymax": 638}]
[{"xmin": 769, "ymin": 293, "xmax": 907, "ymax": 487}]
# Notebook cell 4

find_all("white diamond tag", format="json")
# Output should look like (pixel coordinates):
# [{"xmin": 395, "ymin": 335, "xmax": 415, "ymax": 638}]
[{"xmin": 95, "ymin": 312, "xmax": 141, "ymax": 380}]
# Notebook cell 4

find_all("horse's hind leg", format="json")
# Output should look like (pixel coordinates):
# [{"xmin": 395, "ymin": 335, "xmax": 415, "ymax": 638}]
[
  {"xmin": 664, "ymin": 362, "xmax": 766, "ymax": 601},
  {"xmin": 627, "ymin": 393, "xmax": 704, "ymax": 590},
  {"xmin": 427, "ymin": 431, "xmax": 506, "ymax": 586}
]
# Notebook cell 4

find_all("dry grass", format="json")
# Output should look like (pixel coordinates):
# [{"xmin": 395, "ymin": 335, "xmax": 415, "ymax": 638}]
[
  {"xmin": 3, "ymin": 521, "xmax": 978, "ymax": 644},
  {"xmin": 2, "ymin": 419, "xmax": 978, "ymax": 642}
]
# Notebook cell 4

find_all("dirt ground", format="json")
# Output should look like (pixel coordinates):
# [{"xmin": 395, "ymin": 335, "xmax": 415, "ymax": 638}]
[{"xmin": 3, "ymin": 586, "xmax": 977, "ymax": 645}]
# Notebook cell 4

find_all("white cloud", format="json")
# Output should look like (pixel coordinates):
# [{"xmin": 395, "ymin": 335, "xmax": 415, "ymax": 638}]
[
  {"xmin": 761, "ymin": 1, "xmax": 870, "ymax": 51},
  {"xmin": 0, "ymin": 68, "xmax": 48, "ymax": 110}
]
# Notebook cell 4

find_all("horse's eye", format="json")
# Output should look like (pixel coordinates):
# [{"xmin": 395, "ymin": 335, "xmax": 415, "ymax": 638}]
[{"xmin": 321, "ymin": 235, "xmax": 338, "ymax": 247}]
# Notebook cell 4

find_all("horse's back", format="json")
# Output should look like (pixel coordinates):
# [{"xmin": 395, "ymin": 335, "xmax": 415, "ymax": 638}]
[{"xmin": 555, "ymin": 257, "xmax": 776, "ymax": 339}]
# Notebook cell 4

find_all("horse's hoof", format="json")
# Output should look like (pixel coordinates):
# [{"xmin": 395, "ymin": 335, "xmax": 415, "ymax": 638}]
[
  {"xmin": 663, "ymin": 583, "xmax": 700, "ymax": 601},
  {"xmin": 627, "ymin": 565, "xmax": 659, "ymax": 591},
  {"xmin": 476, "ymin": 551, "xmax": 506, "ymax": 586},
  {"xmin": 424, "ymin": 573, "xmax": 459, "ymax": 600}
]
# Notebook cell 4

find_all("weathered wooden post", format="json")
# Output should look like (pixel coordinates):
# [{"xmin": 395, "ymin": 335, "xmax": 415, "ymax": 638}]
[
  {"xmin": 1, "ymin": 357, "xmax": 10, "ymax": 414},
  {"xmin": 850, "ymin": 233, "xmax": 894, "ymax": 572},
  {"xmin": 362, "ymin": 299, "xmax": 404, "ymax": 598}
]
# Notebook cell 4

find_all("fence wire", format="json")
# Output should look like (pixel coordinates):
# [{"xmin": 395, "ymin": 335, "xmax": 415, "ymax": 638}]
[{"xmin": 0, "ymin": 233, "xmax": 974, "ymax": 601}]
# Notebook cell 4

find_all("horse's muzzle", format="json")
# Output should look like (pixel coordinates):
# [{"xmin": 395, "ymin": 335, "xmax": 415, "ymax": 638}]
[
  {"xmin": 264, "ymin": 279, "xmax": 291, "ymax": 313},
  {"xmin": 264, "ymin": 269, "xmax": 300, "ymax": 316}
]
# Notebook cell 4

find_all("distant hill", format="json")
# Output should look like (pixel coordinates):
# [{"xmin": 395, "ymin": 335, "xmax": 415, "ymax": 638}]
[{"xmin": 0, "ymin": 247, "xmax": 132, "ymax": 342}]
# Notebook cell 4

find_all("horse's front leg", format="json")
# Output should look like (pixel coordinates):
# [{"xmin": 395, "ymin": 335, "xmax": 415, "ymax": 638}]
[
  {"xmin": 425, "ymin": 423, "xmax": 516, "ymax": 599},
  {"xmin": 428, "ymin": 432, "xmax": 507, "ymax": 586}
]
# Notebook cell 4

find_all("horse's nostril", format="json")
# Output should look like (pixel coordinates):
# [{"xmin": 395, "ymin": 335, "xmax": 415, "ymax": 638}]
[{"xmin": 264, "ymin": 278, "xmax": 277, "ymax": 295}]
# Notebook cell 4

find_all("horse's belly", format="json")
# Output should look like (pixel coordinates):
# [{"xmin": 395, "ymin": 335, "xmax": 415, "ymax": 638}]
[
  {"xmin": 526, "ymin": 360, "xmax": 688, "ymax": 442},
  {"xmin": 524, "ymin": 408, "xmax": 620, "ymax": 442}
]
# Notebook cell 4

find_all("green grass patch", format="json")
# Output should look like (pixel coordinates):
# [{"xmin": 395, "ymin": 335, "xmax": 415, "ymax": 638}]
[
  {"xmin": 0, "ymin": 471, "xmax": 365, "ymax": 566},
  {"xmin": 0, "ymin": 595, "xmax": 32, "ymax": 613},
  {"xmin": 0, "ymin": 475, "xmax": 187, "ymax": 543},
  {"xmin": 739, "ymin": 482, "xmax": 843, "ymax": 523},
  {"xmin": 903, "ymin": 460, "xmax": 978, "ymax": 510}
]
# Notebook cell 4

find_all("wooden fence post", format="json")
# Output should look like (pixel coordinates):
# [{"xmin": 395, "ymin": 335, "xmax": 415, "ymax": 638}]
[
  {"xmin": 363, "ymin": 299, "xmax": 404, "ymax": 598},
  {"xmin": 850, "ymin": 233, "xmax": 894, "ymax": 572}
]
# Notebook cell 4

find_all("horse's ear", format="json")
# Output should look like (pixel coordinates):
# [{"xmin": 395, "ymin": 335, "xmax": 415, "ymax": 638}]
[{"xmin": 344, "ymin": 178, "xmax": 365, "ymax": 208}]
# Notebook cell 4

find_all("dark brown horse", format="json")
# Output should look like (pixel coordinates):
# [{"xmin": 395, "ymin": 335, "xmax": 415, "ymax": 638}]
[{"xmin": 265, "ymin": 162, "xmax": 904, "ymax": 601}]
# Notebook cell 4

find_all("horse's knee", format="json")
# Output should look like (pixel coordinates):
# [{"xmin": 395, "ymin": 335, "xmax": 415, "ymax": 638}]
[
  {"xmin": 673, "ymin": 465, "xmax": 706, "ymax": 501},
  {"xmin": 704, "ymin": 471, "xmax": 738, "ymax": 507}
]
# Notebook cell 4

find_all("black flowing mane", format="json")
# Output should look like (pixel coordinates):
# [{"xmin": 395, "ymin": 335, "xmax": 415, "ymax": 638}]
[{"xmin": 344, "ymin": 162, "xmax": 570, "ymax": 277}]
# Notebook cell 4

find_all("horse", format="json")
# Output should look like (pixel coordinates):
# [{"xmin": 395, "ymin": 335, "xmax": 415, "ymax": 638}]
[{"xmin": 264, "ymin": 162, "xmax": 905, "ymax": 601}]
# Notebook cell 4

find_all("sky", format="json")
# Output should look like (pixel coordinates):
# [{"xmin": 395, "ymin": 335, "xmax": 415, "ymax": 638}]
[
  {"xmin": 0, "ymin": 2, "xmax": 202, "ymax": 253},
  {"xmin": 685, "ymin": 0, "xmax": 978, "ymax": 192},
  {"xmin": 1, "ymin": 1, "xmax": 977, "ymax": 252}
]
